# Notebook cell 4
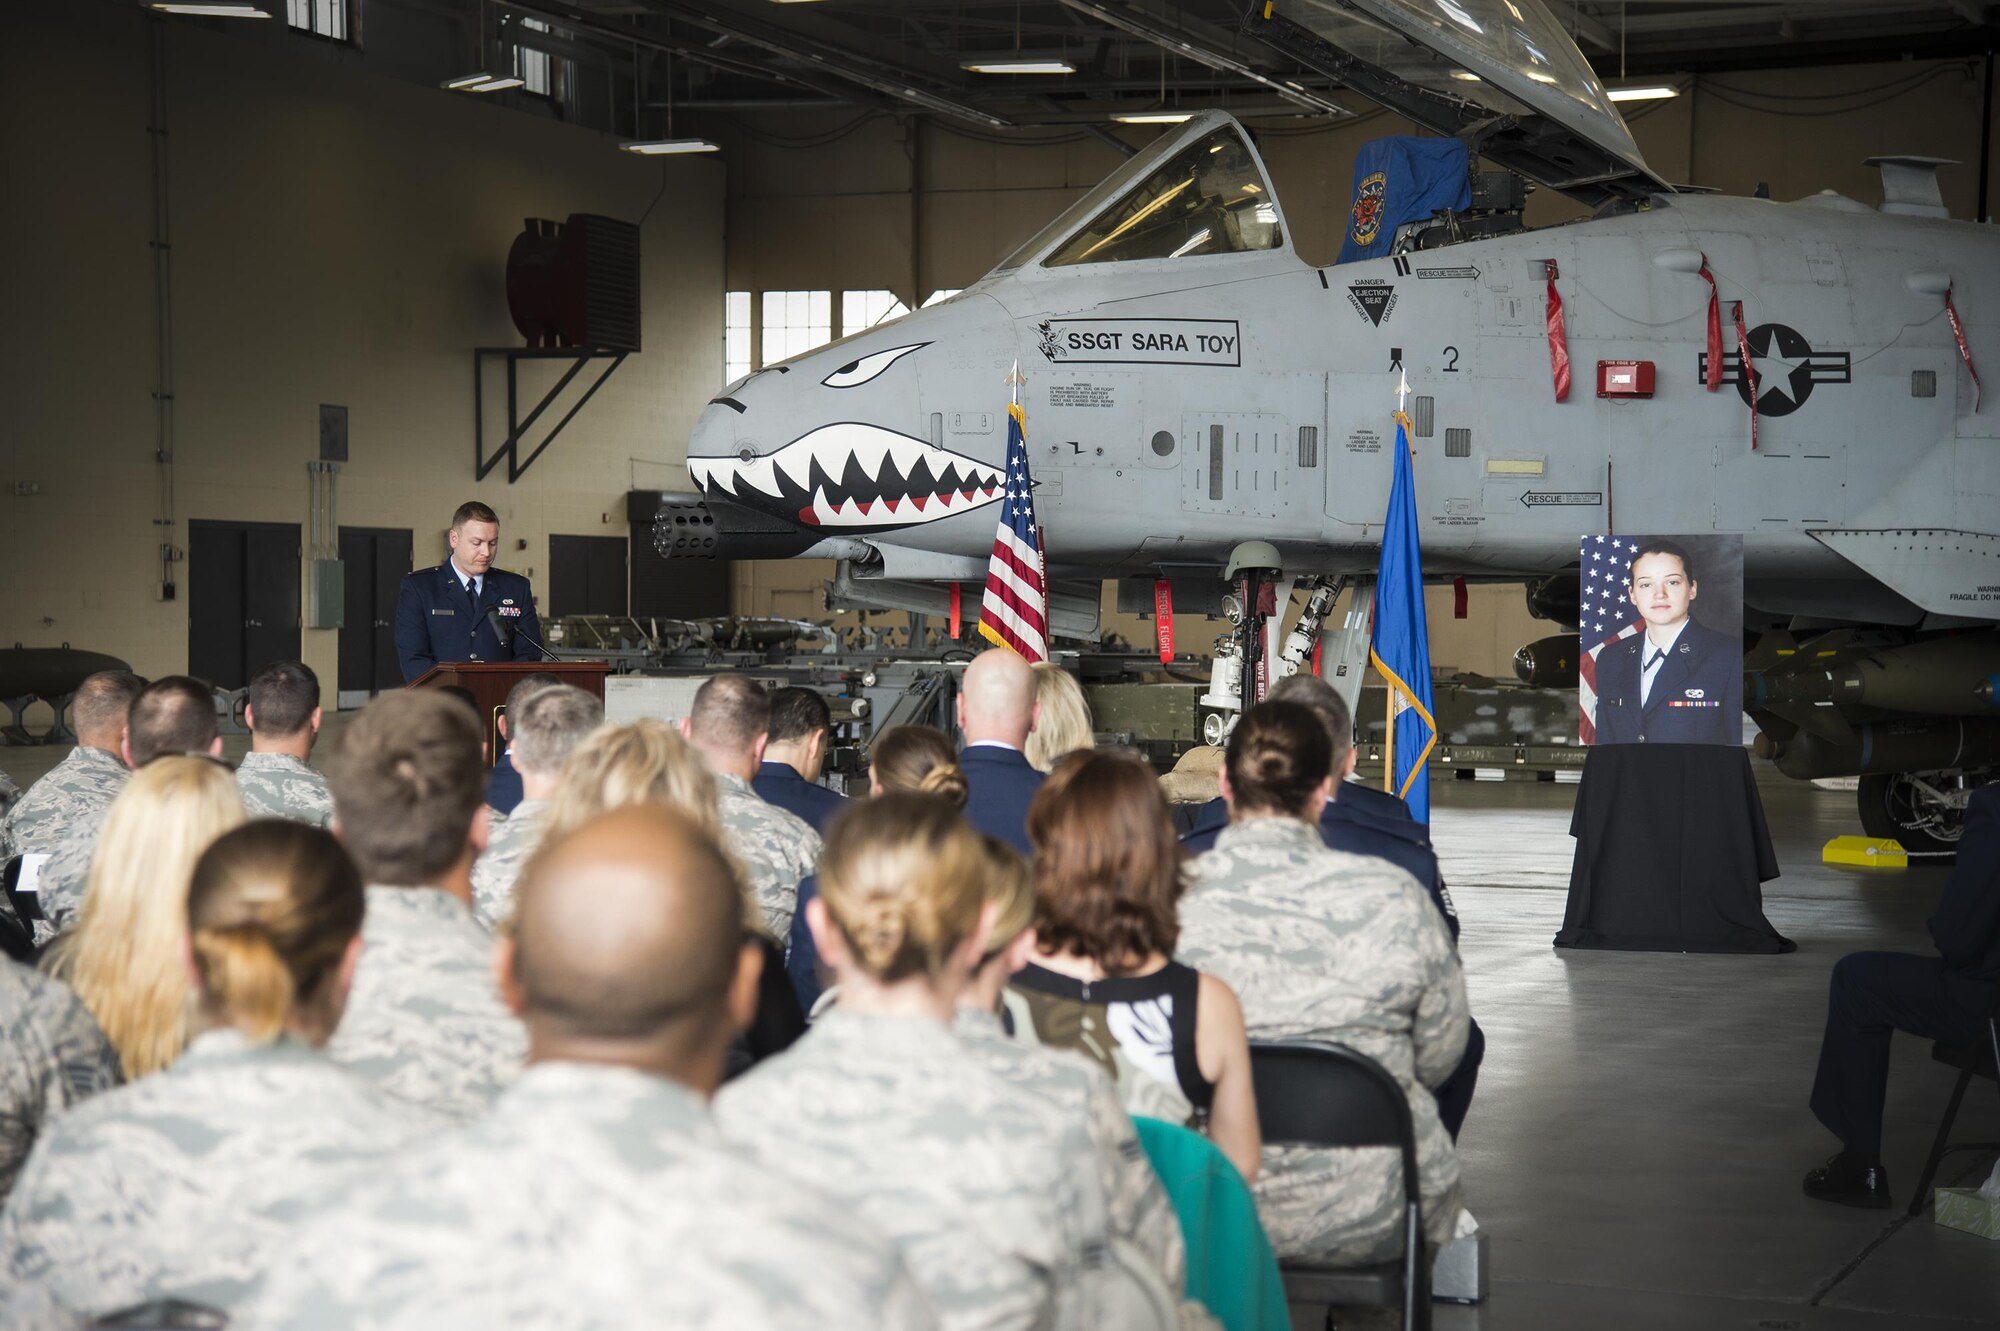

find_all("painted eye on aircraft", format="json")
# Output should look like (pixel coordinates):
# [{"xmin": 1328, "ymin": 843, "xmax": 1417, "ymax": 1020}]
[{"xmin": 822, "ymin": 342, "xmax": 929, "ymax": 388}]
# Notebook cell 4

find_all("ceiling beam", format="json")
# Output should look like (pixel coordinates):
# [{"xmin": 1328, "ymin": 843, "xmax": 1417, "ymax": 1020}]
[{"xmin": 1055, "ymin": 0, "xmax": 1351, "ymax": 116}]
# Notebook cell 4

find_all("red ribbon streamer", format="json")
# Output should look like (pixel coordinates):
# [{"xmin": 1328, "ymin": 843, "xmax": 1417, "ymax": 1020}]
[
  {"xmin": 948, "ymin": 582, "xmax": 961, "ymax": 639},
  {"xmin": 1947, "ymin": 287, "xmax": 1983, "ymax": 413},
  {"xmin": 1698, "ymin": 257, "xmax": 1723, "ymax": 391},
  {"xmin": 1453, "ymin": 576, "xmax": 1468, "ymax": 620},
  {"xmin": 1733, "ymin": 300, "xmax": 1759, "ymax": 450},
  {"xmin": 1312, "ymin": 634, "xmax": 1324, "ymax": 677},
  {"xmin": 1152, "ymin": 578, "xmax": 1174, "ymax": 664},
  {"xmin": 1545, "ymin": 260, "xmax": 1571, "ymax": 403}
]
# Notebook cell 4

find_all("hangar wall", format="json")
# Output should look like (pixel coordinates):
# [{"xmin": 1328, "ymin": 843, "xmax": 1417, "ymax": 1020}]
[
  {"xmin": 0, "ymin": 5, "xmax": 723, "ymax": 687},
  {"xmin": 713, "ymin": 56, "xmax": 1995, "ymax": 670}
]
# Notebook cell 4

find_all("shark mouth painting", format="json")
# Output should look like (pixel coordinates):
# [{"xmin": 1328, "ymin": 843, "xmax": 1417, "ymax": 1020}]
[{"xmin": 686, "ymin": 422, "xmax": 1007, "ymax": 530}]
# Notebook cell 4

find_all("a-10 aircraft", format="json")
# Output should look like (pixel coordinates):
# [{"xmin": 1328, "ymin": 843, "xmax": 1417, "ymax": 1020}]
[{"xmin": 674, "ymin": 0, "xmax": 2000, "ymax": 849}]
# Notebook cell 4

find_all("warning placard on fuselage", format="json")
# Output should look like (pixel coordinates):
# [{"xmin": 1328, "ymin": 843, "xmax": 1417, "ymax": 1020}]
[{"xmin": 1036, "ymin": 318, "xmax": 1241, "ymax": 367}]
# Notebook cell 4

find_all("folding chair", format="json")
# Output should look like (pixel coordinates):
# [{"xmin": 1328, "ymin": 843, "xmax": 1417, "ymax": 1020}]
[
  {"xmin": 1250, "ymin": 1040, "xmax": 1428, "ymax": 1331},
  {"xmin": 1907, "ymin": 985, "xmax": 2000, "ymax": 1216}
]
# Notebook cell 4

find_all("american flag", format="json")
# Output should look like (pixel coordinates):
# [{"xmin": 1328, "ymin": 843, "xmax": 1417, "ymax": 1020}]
[
  {"xmin": 1578, "ymin": 534, "xmax": 1644, "ymax": 744},
  {"xmin": 977, "ymin": 402, "xmax": 1048, "ymax": 662}
]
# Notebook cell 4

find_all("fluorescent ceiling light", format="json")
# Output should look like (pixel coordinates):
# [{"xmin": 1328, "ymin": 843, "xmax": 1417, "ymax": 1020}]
[
  {"xmin": 963, "ymin": 60, "xmax": 1076, "ymax": 75},
  {"xmin": 148, "ymin": 2, "xmax": 271, "ymax": 14},
  {"xmin": 443, "ymin": 73, "xmax": 526, "ymax": 93},
  {"xmin": 621, "ymin": 139, "xmax": 721, "ymax": 155},
  {"xmin": 1607, "ymin": 85, "xmax": 1681, "ymax": 102},
  {"xmin": 1113, "ymin": 112, "xmax": 1192, "ymax": 124}
]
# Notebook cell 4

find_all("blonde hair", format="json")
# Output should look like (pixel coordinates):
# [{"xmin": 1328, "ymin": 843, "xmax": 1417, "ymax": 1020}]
[
  {"xmin": 54, "ymin": 756, "xmax": 246, "ymax": 1078},
  {"xmin": 818, "ymin": 793, "xmax": 988, "ymax": 984},
  {"xmin": 980, "ymin": 835, "xmax": 1035, "ymax": 952},
  {"xmin": 187, "ymin": 821, "xmax": 365, "ymax": 1045},
  {"xmin": 1025, "ymin": 662, "xmax": 1095, "ymax": 773},
  {"xmin": 869, "ymin": 725, "xmax": 968, "ymax": 808},
  {"xmin": 543, "ymin": 719, "xmax": 722, "ymax": 844}
]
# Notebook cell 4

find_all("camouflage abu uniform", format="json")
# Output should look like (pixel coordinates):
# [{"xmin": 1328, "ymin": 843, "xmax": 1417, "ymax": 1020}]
[
  {"xmin": 1179, "ymin": 817, "xmax": 1469, "ymax": 1264},
  {"xmin": 248, "ymin": 1061, "xmax": 937, "ymax": 1331},
  {"xmin": 0, "ymin": 745, "xmax": 127, "ymax": 863},
  {"xmin": 954, "ymin": 1006, "xmax": 1216, "ymax": 1331},
  {"xmin": 234, "ymin": 752, "xmax": 334, "ymax": 828},
  {"xmin": 0, "ymin": 958, "xmax": 122, "ymax": 1206},
  {"xmin": 0, "ymin": 769, "xmax": 19, "ymax": 821},
  {"xmin": 713, "ymin": 771, "xmax": 820, "ymax": 937},
  {"xmin": 325, "ymin": 886, "xmax": 526, "ymax": 1122},
  {"xmin": 0, "ymin": 1030, "xmax": 438, "ymax": 1318},
  {"xmin": 469, "ymin": 797, "xmax": 548, "ymax": 931},
  {"xmin": 717, "ymin": 1009, "xmax": 1089, "ymax": 1331}
]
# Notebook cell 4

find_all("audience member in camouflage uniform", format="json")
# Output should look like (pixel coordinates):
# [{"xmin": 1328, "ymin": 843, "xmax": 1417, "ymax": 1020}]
[
  {"xmin": 252, "ymin": 805, "xmax": 932, "ymax": 1330},
  {"xmin": 31, "ymin": 676, "xmax": 222, "ymax": 942},
  {"xmin": 0, "ymin": 958, "xmax": 121, "ymax": 1205},
  {"xmin": 0, "ymin": 769, "xmax": 19, "ymax": 822},
  {"xmin": 233, "ymin": 660, "xmax": 332, "ymax": 827},
  {"xmin": 0, "ymin": 822, "xmax": 437, "ymax": 1317},
  {"xmin": 719, "ymin": 794, "xmax": 1093, "ymax": 1331},
  {"xmin": 955, "ymin": 834, "xmax": 1214, "ymax": 1330},
  {"xmin": 1178, "ymin": 701, "xmax": 1469, "ymax": 1265},
  {"xmin": 323, "ymin": 691, "xmax": 525, "ymax": 1120},
  {"xmin": 469, "ymin": 684, "xmax": 603, "ymax": 929},
  {"xmin": 0, "ymin": 672, "xmax": 142, "ymax": 863},
  {"xmin": 681, "ymin": 672, "xmax": 820, "ymax": 935}
]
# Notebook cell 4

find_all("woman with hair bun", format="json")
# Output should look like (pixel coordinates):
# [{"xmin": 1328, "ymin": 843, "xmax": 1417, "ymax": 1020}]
[
  {"xmin": 0, "ymin": 821, "xmax": 439, "ymax": 1318},
  {"xmin": 1178, "ymin": 699, "xmax": 1470, "ymax": 1266},
  {"xmin": 786, "ymin": 725, "xmax": 967, "ymax": 1009},
  {"xmin": 719, "ymin": 793, "xmax": 1096, "ymax": 1331}
]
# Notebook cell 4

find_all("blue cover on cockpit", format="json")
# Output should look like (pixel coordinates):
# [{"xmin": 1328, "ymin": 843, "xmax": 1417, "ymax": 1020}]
[{"xmin": 1336, "ymin": 136, "xmax": 1473, "ymax": 263}]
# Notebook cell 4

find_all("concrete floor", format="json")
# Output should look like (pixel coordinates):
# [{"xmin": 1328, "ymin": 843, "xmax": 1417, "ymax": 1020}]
[
  {"xmin": 1429, "ymin": 769, "xmax": 2000, "ymax": 1329},
  {"xmin": 4, "ymin": 734, "xmax": 1995, "ymax": 1325}
]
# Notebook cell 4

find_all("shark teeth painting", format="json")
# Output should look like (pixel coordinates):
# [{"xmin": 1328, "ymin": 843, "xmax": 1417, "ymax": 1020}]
[{"xmin": 686, "ymin": 422, "xmax": 1007, "ymax": 531}]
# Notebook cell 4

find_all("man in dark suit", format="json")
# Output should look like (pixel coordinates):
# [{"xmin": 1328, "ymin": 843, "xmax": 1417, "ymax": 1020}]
[
  {"xmin": 485, "ymin": 673, "xmax": 562, "ymax": 815},
  {"xmin": 1182, "ymin": 672, "xmax": 1482, "ymax": 1138},
  {"xmin": 1592, "ymin": 540, "xmax": 1741, "ymax": 746},
  {"xmin": 394, "ymin": 501, "xmax": 546, "ymax": 684},
  {"xmin": 956, "ymin": 649, "xmax": 1044, "ymax": 855},
  {"xmin": 1804, "ymin": 784, "xmax": 2000, "ymax": 1207},
  {"xmin": 752, "ymin": 688, "xmax": 848, "ymax": 834}
]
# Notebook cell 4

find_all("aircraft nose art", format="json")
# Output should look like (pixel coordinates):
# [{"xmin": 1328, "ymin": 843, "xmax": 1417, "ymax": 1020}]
[{"xmin": 686, "ymin": 422, "xmax": 1007, "ymax": 531}]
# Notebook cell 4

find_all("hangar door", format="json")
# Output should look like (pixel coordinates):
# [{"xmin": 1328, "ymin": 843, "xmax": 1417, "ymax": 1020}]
[
  {"xmin": 337, "ymin": 527, "xmax": 412, "ymax": 704},
  {"xmin": 188, "ymin": 520, "xmax": 300, "ymax": 690},
  {"xmin": 550, "ymin": 535, "xmax": 628, "ymax": 618}
]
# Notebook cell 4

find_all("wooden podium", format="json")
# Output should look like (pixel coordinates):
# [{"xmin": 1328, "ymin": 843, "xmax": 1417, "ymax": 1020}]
[{"xmin": 407, "ymin": 661, "xmax": 610, "ymax": 766}]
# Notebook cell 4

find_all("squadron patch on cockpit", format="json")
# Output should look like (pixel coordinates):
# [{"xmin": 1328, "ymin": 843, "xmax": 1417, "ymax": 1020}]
[{"xmin": 1350, "ymin": 169, "xmax": 1388, "ymax": 249}]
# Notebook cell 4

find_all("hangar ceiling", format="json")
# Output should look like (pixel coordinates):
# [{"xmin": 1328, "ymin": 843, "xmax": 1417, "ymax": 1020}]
[{"xmin": 413, "ymin": 0, "xmax": 1995, "ymax": 126}]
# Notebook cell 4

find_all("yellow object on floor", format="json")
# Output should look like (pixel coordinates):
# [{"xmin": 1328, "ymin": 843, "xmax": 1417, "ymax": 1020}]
[{"xmin": 1822, "ymin": 836, "xmax": 1909, "ymax": 868}]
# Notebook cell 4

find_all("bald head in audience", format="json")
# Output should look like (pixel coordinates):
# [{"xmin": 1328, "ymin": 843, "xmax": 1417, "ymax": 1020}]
[
  {"xmin": 680, "ymin": 673, "xmax": 770, "ymax": 782},
  {"xmin": 71, "ymin": 670, "xmax": 146, "ymax": 757},
  {"xmin": 126, "ymin": 675, "xmax": 222, "ymax": 767},
  {"xmin": 957, "ymin": 649, "xmax": 1039, "ymax": 749},
  {"xmin": 498, "ymin": 806, "xmax": 761, "ymax": 1094}
]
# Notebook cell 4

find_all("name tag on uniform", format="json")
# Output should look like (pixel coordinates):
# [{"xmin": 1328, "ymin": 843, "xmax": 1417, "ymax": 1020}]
[
  {"xmin": 431, "ymin": 608, "xmax": 456, "ymax": 617},
  {"xmin": 16, "ymin": 852, "xmax": 49, "ymax": 895}
]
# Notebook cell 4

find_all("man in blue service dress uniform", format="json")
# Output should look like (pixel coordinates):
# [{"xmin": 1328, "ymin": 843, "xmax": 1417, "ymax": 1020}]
[
  {"xmin": 1592, "ymin": 540, "xmax": 1741, "ymax": 746},
  {"xmin": 395, "ymin": 502, "xmax": 546, "ymax": 684}
]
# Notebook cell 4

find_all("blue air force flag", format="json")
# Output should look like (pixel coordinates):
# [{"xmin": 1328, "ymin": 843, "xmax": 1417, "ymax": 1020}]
[{"xmin": 1369, "ymin": 413, "xmax": 1437, "ymax": 824}]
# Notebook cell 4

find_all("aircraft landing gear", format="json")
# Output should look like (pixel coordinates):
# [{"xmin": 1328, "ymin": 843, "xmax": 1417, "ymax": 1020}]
[
  {"xmin": 1856, "ymin": 769, "xmax": 1986, "ymax": 856},
  {"xmin": 1197, "ymin": 542, "xmax": 1343, "ymax": 746}
]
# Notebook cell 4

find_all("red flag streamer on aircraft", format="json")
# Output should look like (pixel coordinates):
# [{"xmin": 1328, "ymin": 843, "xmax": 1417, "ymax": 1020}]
[
  {"xmin": 1153, "ymin": 578, "xmax": 1175, "ymax": 664},
  {"xmin": 1545, "ymin": 260, "xmax": 1571, "ymax": 402},
  {"xmin": 1453, "ymin": 576, "xmax": 1469, "ymax": 620},
  {"xmin": 1732, "ymin": 300, "xmax": 1760, "ymax": 449},
  {"xmin": 948, "ymin": 582, "xmax": 961, "ymax": 639},
  {"xmin": 1312, "ymin": 634, "xmax": 1324, "ymax": 676},
  {"xmin": 1947, "ymin": 287, "xmax": 1983, "ymax": 412},
  {"xmin": 1698, "ymin": 257, "xmax": 1724, "ymax": 391}
]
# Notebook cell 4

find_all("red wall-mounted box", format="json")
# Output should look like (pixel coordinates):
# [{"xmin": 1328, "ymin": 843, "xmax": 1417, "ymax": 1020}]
[{"xmin": 1596, "ymin": 360, "xmax": 1655, "ymax": 398}]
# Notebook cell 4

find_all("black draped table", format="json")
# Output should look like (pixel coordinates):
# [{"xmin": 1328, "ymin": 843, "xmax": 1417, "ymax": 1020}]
[{"xmin": 1554, "ymin": 743, "xmax": 1795, "ymax": 954}]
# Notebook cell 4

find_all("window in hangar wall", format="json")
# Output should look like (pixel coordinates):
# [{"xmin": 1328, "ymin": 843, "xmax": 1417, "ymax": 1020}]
[
  {"xmin": 730, "ymin": 290, "xmax": 963, "ymax": 376},
  {"xmin": 515, "ymin": 18, "xmax": 571, "ymax": 102},
  {"xmin": 286, "ymin": 0, "xmax": 349, "ymax": 41}
]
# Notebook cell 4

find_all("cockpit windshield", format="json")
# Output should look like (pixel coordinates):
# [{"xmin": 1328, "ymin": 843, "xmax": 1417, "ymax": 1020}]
[{"xmin": 1040, "ymin": 128, "xmax": 1282, "ymax": 268}]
